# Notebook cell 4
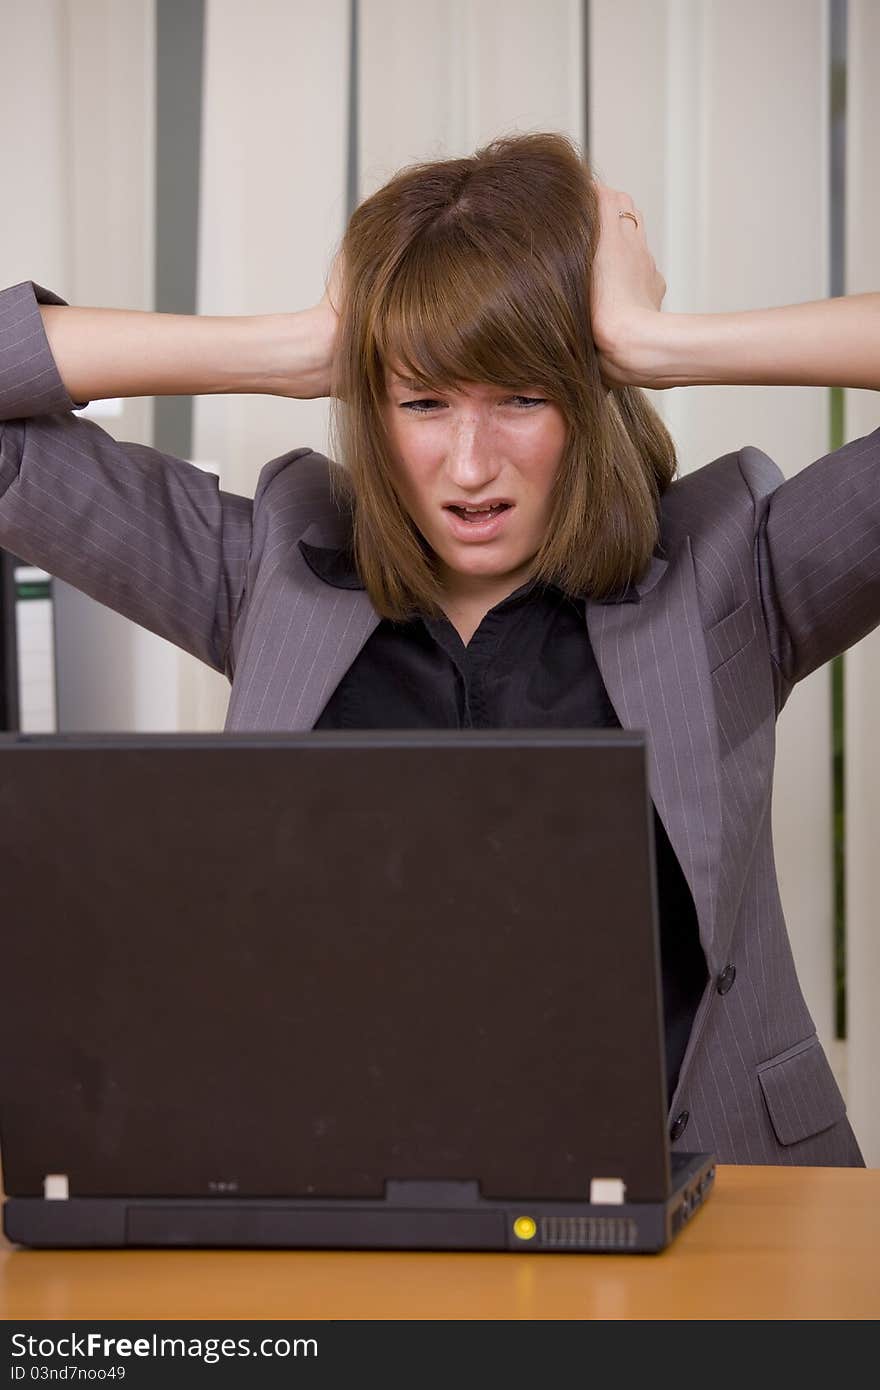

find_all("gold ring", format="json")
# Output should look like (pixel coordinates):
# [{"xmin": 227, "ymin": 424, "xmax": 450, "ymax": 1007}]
[{"xmin": 618, "ymin": 210, "xmax": 639, "ymax": 228}]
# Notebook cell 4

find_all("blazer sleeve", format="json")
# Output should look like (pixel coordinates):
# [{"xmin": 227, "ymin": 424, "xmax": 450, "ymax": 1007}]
[
  {"xmin": 739, "ymin": 424, "xmax": 880, "ymax": 699},
  {"xmin": 0, "ymin": 280, "xmax": 255, "ymax": 678}
]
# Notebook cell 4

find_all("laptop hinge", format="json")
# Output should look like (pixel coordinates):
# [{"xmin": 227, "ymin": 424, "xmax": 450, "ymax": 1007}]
[{"xmin": 383, "ymin": 1179, "xmax": 480, "ymax": 1206}]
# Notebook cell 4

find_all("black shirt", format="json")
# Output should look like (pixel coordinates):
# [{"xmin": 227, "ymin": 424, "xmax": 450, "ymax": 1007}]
[{"xmin": 303, "ymin": 541, "xmax": 707, "ymax": 1102}]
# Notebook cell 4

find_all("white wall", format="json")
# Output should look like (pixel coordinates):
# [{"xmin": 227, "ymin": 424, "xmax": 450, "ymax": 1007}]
[{"xmin": 360, "ymin": 0, "xmax": 583, "ymax": 187}]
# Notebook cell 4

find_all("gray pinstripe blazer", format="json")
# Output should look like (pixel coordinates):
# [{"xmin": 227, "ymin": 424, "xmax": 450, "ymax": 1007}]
[{"xmin": 2, "ymin": 280, "xmax": 876, "ymax": 1167}]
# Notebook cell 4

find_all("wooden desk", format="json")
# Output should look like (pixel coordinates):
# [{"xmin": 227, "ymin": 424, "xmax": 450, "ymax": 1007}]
[{"xmin": 1, "ymin": 1166, "xmax": 878, "ymax": 1320}]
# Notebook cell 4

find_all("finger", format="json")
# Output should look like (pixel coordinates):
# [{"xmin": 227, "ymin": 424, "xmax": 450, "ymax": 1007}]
[
  {"xmin": 603, "ymin": 187, "xmax": 638, "ymax": 215},
  {"xmin": 598, "ymin": 187, "xmax": 644, "ymax": 232},
  {"xmin": 595, "ymin": 183, "xmax": 632, "ymax": 218}
]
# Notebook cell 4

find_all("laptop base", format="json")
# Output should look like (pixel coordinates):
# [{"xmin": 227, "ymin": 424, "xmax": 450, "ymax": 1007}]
[{"xmin": 4, "ymin": 1155, "xmax": 715, "ymax": 1254}]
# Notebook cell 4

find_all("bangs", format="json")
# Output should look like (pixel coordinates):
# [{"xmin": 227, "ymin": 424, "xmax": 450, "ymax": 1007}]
[{"xmin": 369, "ymin": 235, "xmax": 572, "ymax": 400}]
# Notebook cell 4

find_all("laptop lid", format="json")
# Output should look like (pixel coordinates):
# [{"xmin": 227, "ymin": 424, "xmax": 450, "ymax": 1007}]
[{"xmin": 0, "ymin": 730, "xmax": 673, "ymax": 1206}]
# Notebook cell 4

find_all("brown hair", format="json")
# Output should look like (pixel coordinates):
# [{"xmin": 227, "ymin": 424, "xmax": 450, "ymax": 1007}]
[{"xmin": 328, "ymin": 130, "xmax": 676, "ymax": 619}]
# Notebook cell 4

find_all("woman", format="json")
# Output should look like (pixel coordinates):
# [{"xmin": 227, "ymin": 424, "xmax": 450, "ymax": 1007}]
[{"xmin": 1, "ymin": 132, "xmax": 877, "ymax": 1166}]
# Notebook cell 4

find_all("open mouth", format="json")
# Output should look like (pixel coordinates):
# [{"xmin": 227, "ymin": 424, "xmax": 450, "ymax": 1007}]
[{"xmin": 445, "ymin": 503, "xmax": 512, "ymax": 523}]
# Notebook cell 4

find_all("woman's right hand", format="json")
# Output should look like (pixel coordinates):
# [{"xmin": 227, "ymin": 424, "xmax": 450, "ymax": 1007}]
[
  {"xmin": 284, "ymin": 250, "xmax": 343, "ymax": 400},
  {"xmin": 319, "ymin": 248, "xmax": 345, "ymax": 324},
  {"xmin": 270, "ymin": 248, "xmax": 345, "ymax": 401}
]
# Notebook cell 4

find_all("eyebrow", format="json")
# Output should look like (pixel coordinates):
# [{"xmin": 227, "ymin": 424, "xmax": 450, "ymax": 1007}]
[{"xmin": 391, "ymin": 375, "xmax": 432, "ymax": 391}]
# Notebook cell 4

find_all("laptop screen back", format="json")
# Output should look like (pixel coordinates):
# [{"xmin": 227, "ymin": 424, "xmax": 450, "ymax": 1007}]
[{"xmin": 0, "ymin": 730, "xmax": 671, "ymax": 1204}]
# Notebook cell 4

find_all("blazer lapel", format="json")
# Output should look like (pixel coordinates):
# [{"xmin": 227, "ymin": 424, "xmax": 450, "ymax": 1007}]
[
  {"xmin": 586, "ymin": 536, "xmax": 725, "ymax": 969},
  {"xmin": 224, "ymin": 523, "xmax": 381, "ymax": 733},
  {"xmin": 295, "ymin": 587, "xmax": 380, "ymax": 730}
]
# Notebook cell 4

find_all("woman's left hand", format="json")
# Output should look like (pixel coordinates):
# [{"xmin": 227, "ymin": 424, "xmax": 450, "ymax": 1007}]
[{"xmin": 589, "ymin": 183, "xmax": 667, "ymax": 388}]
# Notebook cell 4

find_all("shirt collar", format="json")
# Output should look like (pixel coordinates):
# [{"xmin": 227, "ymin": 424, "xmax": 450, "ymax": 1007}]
[{"xmin": 298, "ymin": 538, "xmax": 642, "ymax": 605}]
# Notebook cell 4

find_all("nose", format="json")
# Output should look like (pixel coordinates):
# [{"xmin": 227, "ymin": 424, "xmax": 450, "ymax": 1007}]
[{"xmin": 444, "ymin": 413, "xmax": 501, "ymax": 491}]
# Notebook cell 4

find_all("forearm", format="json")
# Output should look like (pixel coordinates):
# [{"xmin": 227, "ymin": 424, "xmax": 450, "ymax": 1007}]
[
  {"xmin": 38, "ymin": 302, "xmax": 334, "ymax": 402},
  {"xmin": 617, "ymin": 293, "xmax": 880, "ymax": 392}
]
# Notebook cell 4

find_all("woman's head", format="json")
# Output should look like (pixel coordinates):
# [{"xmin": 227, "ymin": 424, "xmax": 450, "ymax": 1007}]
[{"xmin": 328, "ymin": 130, "xmax": 676, "ymax": 620}]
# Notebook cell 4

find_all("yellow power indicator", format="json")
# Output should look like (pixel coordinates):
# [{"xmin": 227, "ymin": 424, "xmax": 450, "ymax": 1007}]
[{"xmin": 513, "ymin": 1216, "xmax": 537, "ymax": 1241}]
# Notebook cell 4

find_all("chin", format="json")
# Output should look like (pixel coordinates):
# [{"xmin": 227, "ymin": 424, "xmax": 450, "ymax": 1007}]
[{"xmin": 439, "ymin": 547, "xmax": 516, "ymax": 575}]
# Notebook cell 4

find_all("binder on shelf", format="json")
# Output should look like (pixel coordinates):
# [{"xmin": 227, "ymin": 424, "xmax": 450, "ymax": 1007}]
[{"xmin": 0, "ymin": 551, "xmax": 57, "ymax": 733}]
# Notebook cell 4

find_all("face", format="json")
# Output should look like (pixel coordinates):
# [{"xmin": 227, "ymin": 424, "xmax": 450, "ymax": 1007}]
[{"xmin": 381, "ymin": 365, "xmax": 568, "ymax": 607}]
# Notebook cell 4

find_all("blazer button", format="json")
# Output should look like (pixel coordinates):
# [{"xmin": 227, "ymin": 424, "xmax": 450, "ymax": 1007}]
[
  {"xmin": 717, "ymin": 963, "xmax": 737, "ymax": 995},
  {"xmin": 669, "ymin": 1111, "xmax": 690, "ymax": 1142}
]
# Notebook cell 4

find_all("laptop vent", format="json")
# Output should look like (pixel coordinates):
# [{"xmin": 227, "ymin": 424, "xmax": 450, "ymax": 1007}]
[{"xmin": 539, "ymin": 1216, "xmax": 638, "ymax": 1250}]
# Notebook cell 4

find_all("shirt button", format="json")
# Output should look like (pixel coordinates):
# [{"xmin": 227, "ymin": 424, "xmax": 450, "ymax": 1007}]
[
  {"xmin": 669, "ymin": 1111, "xmax": 690, "ymax": 1142},
  {"xmin": 717, "ymin": 963, "xmax": 737, "ymax": 996}
]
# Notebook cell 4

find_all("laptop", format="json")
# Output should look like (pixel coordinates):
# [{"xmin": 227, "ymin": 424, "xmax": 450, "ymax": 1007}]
[{"xmin": 0, "ymin": 730, "xmax": 715, "ymax": 1253}]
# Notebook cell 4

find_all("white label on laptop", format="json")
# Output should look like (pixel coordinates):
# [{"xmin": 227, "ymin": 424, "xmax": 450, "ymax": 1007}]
[
  {"xmin": 43, "ymin": 1174, "xmax": 69, "ymax": 1201},
  {"xmin": 590, "ymin": 1177, "xmax": 626, "ymax": 1205}
]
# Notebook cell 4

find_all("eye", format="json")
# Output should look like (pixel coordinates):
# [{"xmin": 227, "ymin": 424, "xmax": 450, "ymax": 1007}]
[{"xmin": 399, "ymin": 396, "xmax": 546, "ymax": 414}]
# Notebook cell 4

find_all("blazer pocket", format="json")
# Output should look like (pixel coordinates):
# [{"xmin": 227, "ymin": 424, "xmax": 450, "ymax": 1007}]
[
  {"xmin": 757, "ymin": 1034, "xmax": 847, "ymax": 1146},
  {"xmin": 704, "ymin": 599, "xmax": 756, "ymax": 673}
]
